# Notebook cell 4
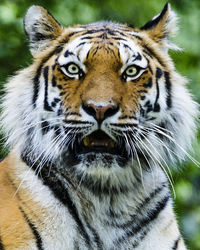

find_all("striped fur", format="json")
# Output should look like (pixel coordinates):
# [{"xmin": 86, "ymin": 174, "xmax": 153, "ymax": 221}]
[{"xmin": 0, "ymin": 3, "xmax": 197, "ymax": 249}]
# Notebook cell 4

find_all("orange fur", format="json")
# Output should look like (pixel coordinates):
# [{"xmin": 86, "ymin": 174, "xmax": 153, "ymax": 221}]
[{"xmin": 0, "ymin": 154, "xmax": 48, "ymax": 249}]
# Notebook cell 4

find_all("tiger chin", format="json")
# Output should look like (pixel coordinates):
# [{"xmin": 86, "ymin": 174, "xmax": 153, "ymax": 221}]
[{"xmin": 0, "ymin": 3, "xmax": 197, "ymax": 250}]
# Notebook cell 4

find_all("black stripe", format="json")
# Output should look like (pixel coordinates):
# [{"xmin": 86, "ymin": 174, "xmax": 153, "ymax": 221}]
[
  {"xmin": 156, "ymin": 67, "xmax": 163, "ymax": 78},
  {"xmin": 42, "ymin": 176, "xmax": 91, "ymax": 247},
  {"xmin": 32, "ymin": 33, "xmax": 54, "ymax": 42},
  {"xmin": 172, "ymin": 236, "xmax": 181, "ymax": 250},
  {"xmin": 130, "ymin": 34, "xmax": 143, "ymax": 41},
  {"xmin": 64, "ymin": 120, "xmax": 93, "ymax": 125},
  {"xmin": 91, "ymin": 45, "xmax": 102, "ymax": 57},
  {"xmin": 84, "ymin": 29, "xmax": 115, "ymax": 36},
  {"xmin": 138, "ymin": 89, "xmax": 147, "ymax": 93},
  {"xmin": 52, "ymin": 75, "xmax": 57, "ymax": 87},
  {"xmin": 143, "ymin": 44, "xmax": 165, "ymax": 67},
  {"xmin": 66, "ymin": 171, "xmax": 130, "ymax": 196},
  {"xmin": 56, "ymin": 84, "xmax": 63, "ymax": 90},
  {"xmin": 123, "ymin": 43, "xmax": 132, "ymax": 51},
  {"xmin": 154, "ymin": 67, "xmax": 163, "ymax": 112},
  {"xmin": 143, "ymin": 77, "xmax": 152, "ymax": 88},
  {"xmin": 0, "ymin": 235, "xmax": 5, "ymax": 250},
  {"xmin": 111, "ymin": 183, "xmax": 167, "ymax": 225},
  {"xmin": 141, "ymin": 3, "xmax": 169, "ymax": 31},
  {"xmin": 85, "ymin": 222, "xmax": 103, "ymax": 250},
  {"xmin": 144, "ymin": 100, "xmax": 153, "ymax": 113},
  {"xmin": 135, "ymin": 53, "xmax": 142, "ymax": 61},
  {"xmin": 33, "ymin": 64, "xmax": 43, "ymax": 107},
  {"xmin": 111, "ymin": 37, "xmax": 126, "ymax": 41},
  {"xmin": 32, "ymin": 45, "xmax": 65, "ymax": 107},
  {"xmin": 43, "ymin": 66, "xmax": 53, "ymax": 111},
  {"xmin": 112, "ymin": 195, "xmax": 170, "ymax": 247},
  {"xmin": 164, "ymin": 71, "xmax": 172, "ymax": 108},
  {"xmin": 81, "ymin": 36, "xmax": 94, "ymax": 40},
  {"xmin": 19, "ymin": 207, "xmax": 44, "ymax": 250},
  {"xmin": 20, "ymin": 156, "xmax": 92, "ymax": 249},
  {"xmin": 41, "ymin": 120, "xmax": 51, "ymax": 135},
  {"xmin": 64, "ymin": 50, "xmax": 75, "ymax": 57},
  {"xmin": 113, "ymin": 30, "xmax": 128, "ymax": 37},
  {"xmin": 76, "ymin": 42, "xmax": 86, "ymax": 48},
  {"xmin": 65, "ymin": 112, "xmax": 81, "ymax": 117},
  {"xmin": 110, "ymin": 123, "xmax": 137, "ymax": 128},
  {"xmin": 118, "ymin": 115, "xmax": 137, "ymax": 120},
  {"xmin": 148, "ymin": 65, "xmax": 153, "ymax": 74},
  {"xmin": 143, "ymin": 49, "xmax": 153, "ymax": 59}
]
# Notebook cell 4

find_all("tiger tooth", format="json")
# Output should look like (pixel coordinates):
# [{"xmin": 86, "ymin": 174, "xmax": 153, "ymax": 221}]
[{"xmin": 83, "ymin": 137, "xmax": 90, "ymax": 147}]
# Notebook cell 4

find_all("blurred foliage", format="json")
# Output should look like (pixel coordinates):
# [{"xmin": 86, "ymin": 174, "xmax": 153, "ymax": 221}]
[{"xmin": 0, "ymin": 0, "xmax": 199, "ymax": 248}]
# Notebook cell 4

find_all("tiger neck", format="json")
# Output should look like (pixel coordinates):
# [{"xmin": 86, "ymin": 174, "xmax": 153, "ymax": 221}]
[{"xmin": 20, "ymin": 151, "xmax": 170, "ymax": 221}]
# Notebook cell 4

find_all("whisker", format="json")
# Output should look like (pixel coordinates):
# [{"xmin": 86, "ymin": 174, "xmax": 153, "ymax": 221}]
[
  {"xmin": 147, "ymin": 124, "xmax": 200, "ymax": 168},
  {"xmin": 14, "ymin": 126, "xmax": 75, "ymax": 195},
  {"xmin": 145, "ymin": 122, "xmax": 174, "ymax": 135},
  {"xmin": 131, "ymin": 132, "xmax": 157, "ymax": 189},
  {"xmin": 123, "ymin": 131, "xmax": 147, "ymax": 194},
  {"xmin": 134, "ymin": 131, "xmax": 176, "ymax": 198},
  {"xmin": 0, "ymin": 117, "xmax": 64, "ymax": 144}
]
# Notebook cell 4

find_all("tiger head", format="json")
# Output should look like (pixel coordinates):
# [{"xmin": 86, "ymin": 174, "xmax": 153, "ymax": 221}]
[{"xmin": 2, "ymin": 4, "xmax": 197, "ymax": 188}]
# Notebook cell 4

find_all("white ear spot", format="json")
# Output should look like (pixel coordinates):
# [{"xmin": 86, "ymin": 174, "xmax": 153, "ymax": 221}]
[
  {"xmin": 24, "ymin": 5, "xmax": 62, "ymax": 56},
  {"xmin": 24, "ymin": 6, "xmax": 45, "ymax": 35}
]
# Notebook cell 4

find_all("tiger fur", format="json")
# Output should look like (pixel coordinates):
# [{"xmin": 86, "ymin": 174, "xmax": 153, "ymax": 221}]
[{"xmin": 0, "ymin": 3, "xmax": 197, "ymax": 250}]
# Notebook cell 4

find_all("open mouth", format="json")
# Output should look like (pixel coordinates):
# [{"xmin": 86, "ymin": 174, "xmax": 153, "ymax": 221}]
[
  {"xmin": 61, "ymin": 129, "xmax": 142, "ymax": 169},
  {"xmin": 64, "ymin": 129, "xmax": 130, "ymax": 166},
  {"xmin": 63, "ymin": 129, "xmax": 147, "ymax": 168},
  {"xmin": 67, "ymin": 129, "xmax": 127, "ymax": 158},
  {"xmin": 80, "ymin": 130, "xmax": 120, "ymax": 155}
]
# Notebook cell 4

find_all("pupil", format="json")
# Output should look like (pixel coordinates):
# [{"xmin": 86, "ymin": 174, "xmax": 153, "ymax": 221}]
[{"xmin": 72, "ymin": 66, "xmax": 77, "ymax": 71}]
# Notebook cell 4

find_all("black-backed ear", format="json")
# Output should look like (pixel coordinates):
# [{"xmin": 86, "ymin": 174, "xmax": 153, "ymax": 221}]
[
  {"xmin": 141, "ymin": 3, "xmax": 180, "ymax": 51},
  {"xmin": 24, "ymin": 5, "xmax": 63, "ymax": 56}
]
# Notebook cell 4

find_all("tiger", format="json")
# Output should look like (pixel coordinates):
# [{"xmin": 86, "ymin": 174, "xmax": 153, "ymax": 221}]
[{"xmin": 0, "ymin": 3, "xmax": 198, "ymax": 250}]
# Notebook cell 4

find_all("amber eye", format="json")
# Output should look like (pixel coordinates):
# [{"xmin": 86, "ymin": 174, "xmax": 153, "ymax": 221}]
[
  {"xmin": 124, "ymin": 65, "xmax": 138, "ymax": 77},
  {"xmin": 66, "ymin": 63, "xmax": 80, "ymax": 75}
]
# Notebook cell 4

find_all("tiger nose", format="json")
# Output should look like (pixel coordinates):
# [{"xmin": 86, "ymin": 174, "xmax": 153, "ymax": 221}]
[{"xmin": 82, "ymin": 102, "xmax": 119, "ymax": 123}]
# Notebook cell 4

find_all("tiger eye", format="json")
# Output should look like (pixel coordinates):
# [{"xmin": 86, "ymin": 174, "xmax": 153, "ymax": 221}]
[
  {"xmin": 67, "ymin": 63, "xmax": 80, "ymax": 74},
  {"xmin": 125, "ymin": 66, "xmax": 137, "ymax": 77}
]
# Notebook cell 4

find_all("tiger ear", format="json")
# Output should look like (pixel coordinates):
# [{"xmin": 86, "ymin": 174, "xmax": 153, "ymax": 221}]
[
  {"xmin": 24, "ymin": 5, "xmax": 63, "ymax": 56},
  {"xmin": 140, "ymin": 3, "xmax": 180, "ymax": 51}
]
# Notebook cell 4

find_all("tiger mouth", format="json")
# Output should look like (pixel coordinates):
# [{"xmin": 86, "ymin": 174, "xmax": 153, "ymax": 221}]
[
  {"xmin": 80, "ymin": 130, "xmax": 120, "ymax": 155},
  {"xmin": 70, "ymin": 129, "xmax": 128, "ymax": 158}
]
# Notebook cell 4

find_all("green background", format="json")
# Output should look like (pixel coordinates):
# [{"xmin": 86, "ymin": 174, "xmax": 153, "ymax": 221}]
[{"xmin": 0, "ymin": 0, "xmax": 199, "ymax": 248}]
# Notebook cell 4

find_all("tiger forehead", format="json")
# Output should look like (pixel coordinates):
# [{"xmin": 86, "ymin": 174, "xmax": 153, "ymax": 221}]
[
  {"xmin": 73, "ymin": 21, "xmax": 137, "ymax": 40},
  {"xmin": 59, "ymin": 23, "xmax": 144, "ymax": 66}
]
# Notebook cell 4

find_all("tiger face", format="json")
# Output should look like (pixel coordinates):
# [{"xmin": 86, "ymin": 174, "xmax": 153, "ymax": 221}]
[
  {"xmin": 44, "ymin": 25, "xmax": 152, "ymax": 167},
  {"xmin": 2, "ymin": 4, "xmax": 197, "ymax": 186}
]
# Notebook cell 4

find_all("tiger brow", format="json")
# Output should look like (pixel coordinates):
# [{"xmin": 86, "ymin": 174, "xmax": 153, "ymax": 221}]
[{"xmin": 64, "ymin": 50, "xmax": 75, "ymax": 58}]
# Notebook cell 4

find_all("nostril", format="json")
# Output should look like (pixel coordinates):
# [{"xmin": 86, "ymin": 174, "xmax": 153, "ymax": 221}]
[
  {"xmin": 104, "ymin": 105, "xmax": 119, "ymax": 120},
  {"xmin": 82, "ymin": 102, "xmax": 119, "ymax": 122},
  {"xmin": 82, "ymin": 103, "xmax": 97, "ymax": 118}
]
